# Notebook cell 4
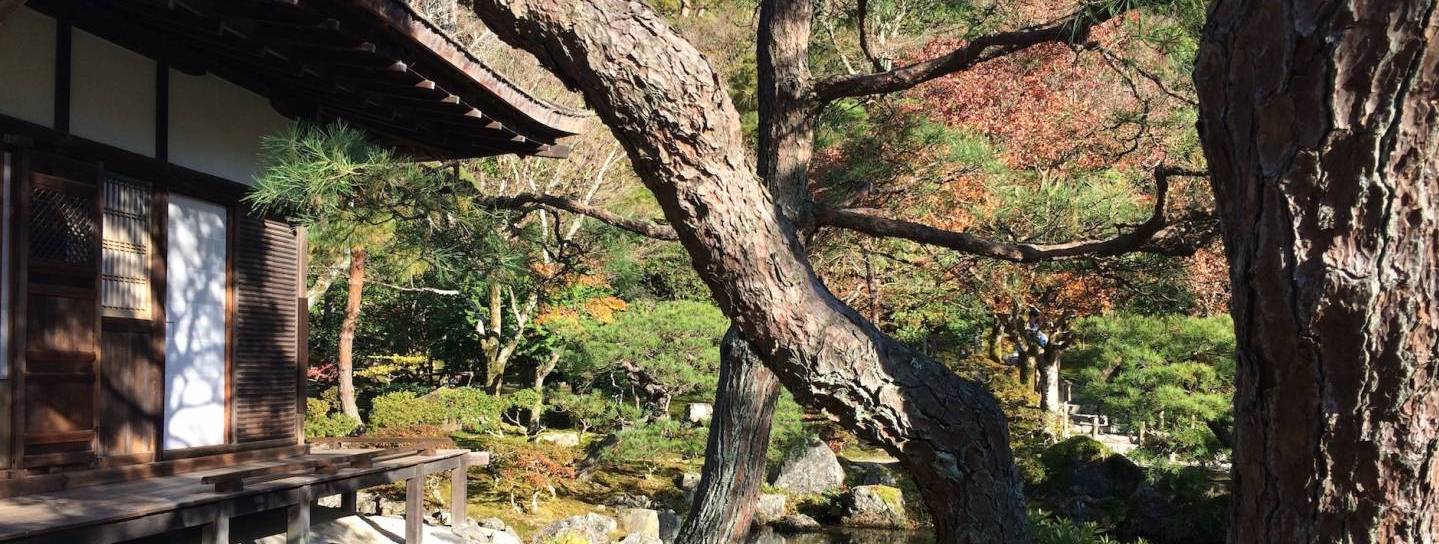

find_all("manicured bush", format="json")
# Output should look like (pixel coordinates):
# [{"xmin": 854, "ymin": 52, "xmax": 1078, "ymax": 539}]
[
  {"xmin": 368, "ymin": 391, "xmax": 448, "ymax": 430},
  {"xmin": 304, "ymin": 398, "xmax": 359, "ymax": 438},
  {"xmin": 432, "ymin": 387, "xmax": 508, "ymax": 432},
  {"xmin": 601, "ymin": 418, "xmax": 707, "ymax": 466},
  {"xmin": 548, "ymin": 391, "xmax": 645, "ymax": 436}
]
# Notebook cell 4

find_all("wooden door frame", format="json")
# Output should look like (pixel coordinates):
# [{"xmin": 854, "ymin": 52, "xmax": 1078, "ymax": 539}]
[{"xmin": 0, "ymin": 142, "xmax": 21, "ymax": 475}]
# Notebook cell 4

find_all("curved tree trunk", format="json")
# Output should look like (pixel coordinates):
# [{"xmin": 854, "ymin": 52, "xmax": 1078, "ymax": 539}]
[
  {"xmin": 677, "ymin": 329, "xmax": 782, "ymax": 544},
  {"xmin": 465, "ymin": 0, "xmax": 1030, "ymax": 541},
  {"xmin": 336, "ymin": 246, "xmax": 366, "ymax": 420},
  {"xmin": 680, "ymin": 0, "xmax": 816, "ymax": 539},
  {"xmin": 1195, "ymin": 1, "xmax": 1439, "ymax": 541}
]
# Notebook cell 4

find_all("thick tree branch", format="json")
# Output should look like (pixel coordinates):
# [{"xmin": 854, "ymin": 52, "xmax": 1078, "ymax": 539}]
[
  {"xmin": 813, "ymin": 2, "xmax": 1130, "ymax": 103},
  {"xmin": 477, "ymin": 193, "xmax": 678, "ymax": 241},
  {"xmin": 815, "ymin": 166, "xmax": 1210, "ymax": 262}
]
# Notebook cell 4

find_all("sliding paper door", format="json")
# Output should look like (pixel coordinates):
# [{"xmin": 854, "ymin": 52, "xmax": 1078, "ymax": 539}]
[{"xmin": 163, "ymin": 195, "xmax": 227, "ymax": 450}]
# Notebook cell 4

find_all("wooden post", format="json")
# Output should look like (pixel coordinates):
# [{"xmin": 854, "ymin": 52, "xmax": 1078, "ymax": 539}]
[
  {"xmin": 201, "ymin": 516, "xmax": 229, "ymax": 544},
  {"xmin": 450, "ymin": 464, "xmax": 466, "ymax": 527},
  {"xmin": 340, "ymin": 491, "xmax": 358, "ymax": 515},
  {"xmin": 406, "ymin": 476, "xmax": 424, "ymax": 543},
  {"xmin": 287, "ymin": 501, "xmax": 311, "ymax": 544}
]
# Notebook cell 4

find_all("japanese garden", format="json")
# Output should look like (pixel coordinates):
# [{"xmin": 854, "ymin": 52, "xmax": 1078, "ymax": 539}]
[{"xmin": 0, "ymin": 0, "xmax": 1432, "ymax": 543}]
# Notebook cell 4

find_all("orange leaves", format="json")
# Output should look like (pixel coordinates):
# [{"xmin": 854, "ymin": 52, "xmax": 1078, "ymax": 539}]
[
  {"xmin": 583, "ymin": 296, "xmax": 629, "ymax": 323},
  {"xmin": 903, "ymin": 13, "xmax": 1170, "ymax": 172}
]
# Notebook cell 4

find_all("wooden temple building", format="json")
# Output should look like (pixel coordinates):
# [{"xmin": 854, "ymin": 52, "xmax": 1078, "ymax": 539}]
[{"xmin": 0, "ymin": 0, "xmax": 582, "ymax": 541}]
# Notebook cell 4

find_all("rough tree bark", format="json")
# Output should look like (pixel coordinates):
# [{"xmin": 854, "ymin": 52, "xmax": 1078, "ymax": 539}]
[
  {"xmin": 679, "ymin": 0, "xmax": 816, "ymax": 541},
  {"xmin": 466, "ymin": 0, "xmax": 1030, "ymax": 540},
  {"xmin": 336, "ymin": 246, "xmax": 366, "ymax": 419},
  {"xmin": 679, "ymin": 331, "xmax": 783, "ymax": 544},
  {"xmin": 1195, "ymin": 1, "xmax": 1439, "ymax": 541}
]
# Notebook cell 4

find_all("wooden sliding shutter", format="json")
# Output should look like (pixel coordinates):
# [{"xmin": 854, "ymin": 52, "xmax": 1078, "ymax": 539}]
[
  {"xmin": 98, "ymin": 175, "xmax": 161, "ymax": 460},
  {"xmin": 19, "ymin": 154, "xmax": 102, "ymax": 469},
  {"xmin": 232, "ymin": 213, "xmax": 299, "ymax": 442}
]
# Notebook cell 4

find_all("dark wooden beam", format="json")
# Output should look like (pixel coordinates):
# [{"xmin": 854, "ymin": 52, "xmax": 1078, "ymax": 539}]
[{"xmin": 54, "ymin": 18, "xmax": 71, "ymax": 132}]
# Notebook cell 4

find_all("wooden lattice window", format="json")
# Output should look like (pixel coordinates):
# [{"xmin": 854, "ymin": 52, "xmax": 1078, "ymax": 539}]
[
  {"xmin": 30, "ymin": 184, "xmax": 97, "ymax": 266},
  {"xmin": 101, "ymin": 175, "xmax": 152, "ymax": 318}
]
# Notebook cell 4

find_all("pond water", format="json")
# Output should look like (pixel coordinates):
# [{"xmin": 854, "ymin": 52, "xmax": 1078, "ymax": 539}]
[{"xmin": 745, "ymin": 527, "xmax": 936, "ymax": 544}]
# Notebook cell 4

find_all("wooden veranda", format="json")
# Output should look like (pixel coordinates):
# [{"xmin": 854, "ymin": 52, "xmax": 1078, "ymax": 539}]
[{"xmin": 0, "ymin": 444, "xmax": 486, "ymax": 543}]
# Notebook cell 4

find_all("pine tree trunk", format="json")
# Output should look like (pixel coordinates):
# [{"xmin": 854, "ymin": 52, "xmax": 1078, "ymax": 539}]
[
  {"xmin": 677, "ymin": 328, "xmax": 781, "ymax": 544},
  {"xmin": 681, "ymin": 0, "xmax": 815, "ymax": 539},
  {"xmin": 1195, "ymin": 1, "xmax": 1439, "ymax": 541},
  {"xmin": 1038, "ymin": 350, "xmax": 1062, "ymax": 415},
  {"xmin": 466, "ymin": 0, "xmax": 1030, "ymax": 540},
  {"xmin": 337, "ymin": 247, "xmax": 366, "ymax": 420}
]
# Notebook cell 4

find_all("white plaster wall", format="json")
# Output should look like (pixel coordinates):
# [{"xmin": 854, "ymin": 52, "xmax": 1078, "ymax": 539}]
[
  {"xmin": 0, "ymin": 8, "xmax": 57, "ymax": 127},
  {"xmin": 170, "ymin": 71, "xmax": 292, "ymax": 185},
  {"xmin": 71, "ymin": 29, "xmax": 156, "ymax": 157}
]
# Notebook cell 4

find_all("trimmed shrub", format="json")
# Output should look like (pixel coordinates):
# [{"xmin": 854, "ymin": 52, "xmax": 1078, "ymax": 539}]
[
  {"xmin": 304, "ymin": 398, "xmax": 359, "ymax": 438},
  {"xmin": 368, "ymin": 391, "xmax": 448, "ymax": 430}
]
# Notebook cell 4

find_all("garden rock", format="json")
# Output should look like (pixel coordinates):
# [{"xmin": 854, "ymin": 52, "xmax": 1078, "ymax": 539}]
[
  {"xmin": 476, "ymin": 518, "xmax": 516, "ymax": 533},
  {"xmin": 616, "ymin": 508, "xmax": 660, "ymax": 538},
  {"xmin": 841, "ymin": 485, "xmax": 908, "ymax": 529},
  {"xmin": 617, "ymin": 534, "xmax": 664, "ymax": 544},
  {"xmin": 771, "ymin": 514, "xmax": 822, "ymax": 533},
  {"xmin": 753, "ymin": 494, "xmax": 787, "ymax": 525},
  {"xmin": 658, "ymin": 510, "xmax": 683, "ymax": 543},
  {"xmin": 453, "ymin": 519, "xmax": 523, "ymax": 544},
  {"xmin": 677, "ymin": 472, "xmax": 702, "ymax": 491},
  {"xmin": 841, "ymin": 459, "xmax": 901, "ymax": 487},
  {"xmin": 685, "ymin": 403, "xmax": 713, "ymax": 424},
  {"xmin": 535, "ymin": 430, "xmax": 581, "ymax": 447},
  {"xmin": 771, "ymin": 440, "xmax": 845, "ymax": 494},
  {"xmin": 606, "ymin": 493, "xmax": 654, "ymax": 509},
  {"xmin": 530, "ymin": 513, "xmax": 617, "ymax": 544}
]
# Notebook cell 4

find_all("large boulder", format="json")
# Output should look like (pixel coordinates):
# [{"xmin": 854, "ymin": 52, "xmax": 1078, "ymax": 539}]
[
  {"xmin": 840, "ymin": 485, "xmax": 908, "ymax": 529},
  {"xmin": 840, "ymin": 459, "xmax": 900, "ymax": 487},
  {"xmin": 535, "ymin": 430, "xmax": 582, "ymax": 448},
  {"xmin": 770, "ymin": 440, "xmax": 845, "ymax": 495},
  {"xmin": 685, "ymin": 403, "xmax": 714, "ymax": 425},
  {"xmin": 753, "ymin": 493, "xmax": 788, "ymax": 525},
  {"xmin": 530, "ymin": 513, "xmax": 617, "ymax": 544},
  {"xmin": 616, "ymin": 508, "xmax": 660, "ymax": 539}
]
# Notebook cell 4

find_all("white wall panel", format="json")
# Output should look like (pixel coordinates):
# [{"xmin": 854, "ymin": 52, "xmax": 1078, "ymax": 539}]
[
  {"xmin": 71, "ymin": 29, "xmax": 156, "ymax": 156},
  {"xmin": 164, "ymin": 195, "xmax": 229, "ymax": 450},
  {"xmin": 170, "ymin": 71, "xmax": 291, "ymax": 185},
  {"xmin": 0, "ymin": 8, "xmax": 56, "ymax": 127}
]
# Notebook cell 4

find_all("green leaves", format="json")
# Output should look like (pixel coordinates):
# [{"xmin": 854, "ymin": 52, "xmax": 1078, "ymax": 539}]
[
  {"xmin": 1067, "ymin": 314, "xmax": 1235, "ymax": 461},
  {"xmin": 557, "ymin": 300, "xmax": 729, "ymax": 400}
]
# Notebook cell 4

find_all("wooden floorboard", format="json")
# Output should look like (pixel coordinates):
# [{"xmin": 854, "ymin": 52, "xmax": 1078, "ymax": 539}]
[{"xmin": 0, "ymin": 449, "xmax": 469, "ymax": 543}]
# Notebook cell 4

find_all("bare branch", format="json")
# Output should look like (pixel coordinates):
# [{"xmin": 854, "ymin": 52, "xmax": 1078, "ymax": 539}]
[
  {"xmin": 813, "ymin": 2, "xmax": 1129, "ymax": 103},
  {"xmin": 477, "ymin": 192, "xmax": 679, "ymax": 241},
  {"xmin": 856, "ymin": 0, "xmax": 888, "ymax": 72},
  {"xmin": 814, "ymin": 166, "xmax": 1211, "ymax": 262},
  {"xmin": 374, "ymin": 281, "xmax": 462, "ymax": 296}
]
